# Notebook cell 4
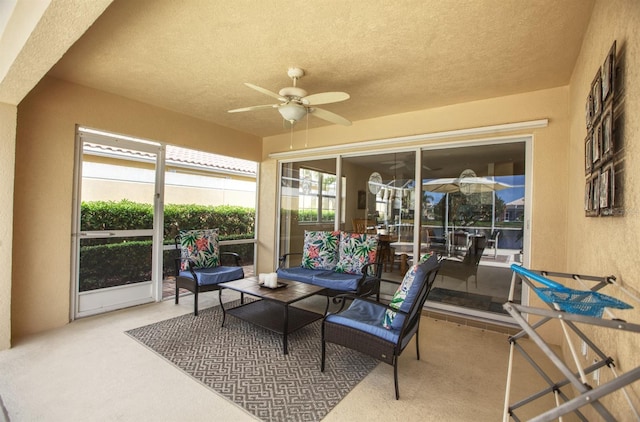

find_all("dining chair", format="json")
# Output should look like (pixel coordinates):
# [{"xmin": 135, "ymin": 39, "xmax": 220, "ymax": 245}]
[
  {"xmin": 486, "ymin": 230, "xmax": 500, "ymax": 259},
  {"xmin": 353, "ymin": 218, "xmax": 378, "ymax": 234}
]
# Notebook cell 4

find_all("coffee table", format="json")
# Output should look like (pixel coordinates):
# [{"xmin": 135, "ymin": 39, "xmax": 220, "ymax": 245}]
[{"xmin": 218, "ymin": 277, "xmax": 326, "ymax": 354}]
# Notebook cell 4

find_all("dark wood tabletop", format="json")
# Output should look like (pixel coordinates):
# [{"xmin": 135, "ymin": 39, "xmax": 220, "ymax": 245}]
[{"xmin": 220, "ymin": 276, "xmax": 326, "ymax": 304}]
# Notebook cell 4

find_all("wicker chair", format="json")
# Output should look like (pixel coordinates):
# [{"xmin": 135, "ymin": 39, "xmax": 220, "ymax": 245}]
[
  {"xmin": 174, "ymin": 229, "xmax": 244, "ymax": 316},
  {"xmin": 321, "ymin": 254, "xmax": 441, "ymax": 399}
]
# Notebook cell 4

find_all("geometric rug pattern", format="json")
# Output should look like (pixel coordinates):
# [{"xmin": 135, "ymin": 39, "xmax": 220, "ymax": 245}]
[{"xmin": 126, "ymin": 300, "xmax": 378, "ymax": 421}]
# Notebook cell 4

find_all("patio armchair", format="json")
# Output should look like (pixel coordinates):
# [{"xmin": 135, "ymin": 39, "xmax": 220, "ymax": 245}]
[
  {"xmin": 321, "ymin": 254, "xmax": 441, "ymax": 399},
  {"xmin": 438, "ymin": 236, "xmax": 486, "ymax": 289},
  {"xmin": 174, "ymin": 229, "xmax": 244, "ymax": 316}
]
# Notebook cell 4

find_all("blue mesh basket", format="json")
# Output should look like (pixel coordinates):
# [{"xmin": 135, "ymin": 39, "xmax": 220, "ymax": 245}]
[
  {"xmin": 534, "ymin": 287, "xmax": 632, "ymax": 317},
  {"xmin": 511, "ymin": 264, "xmax": 633, "ymax": 317}
]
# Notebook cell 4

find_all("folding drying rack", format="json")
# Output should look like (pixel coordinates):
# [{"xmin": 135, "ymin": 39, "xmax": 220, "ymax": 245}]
[{"xmin": 502, "ymin": 264, "xmax": 640, "ymax": 421}]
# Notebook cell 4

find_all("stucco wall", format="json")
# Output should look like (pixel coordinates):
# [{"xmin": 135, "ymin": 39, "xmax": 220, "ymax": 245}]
[
  {"xmin": 260, "ymin": 87, "xmax": 569, "ymax": 269},
  {"xmin": 566, "ymin": 0, "xmax": 640, "ymax": 417},
  {"xmin": 13, "ymin": 76, "xmax": 261, "ymax": 338},
  {"xmin": 0, "ymin": 103, "xmax": 16, "ymax": 349},
  {"xmin": 258, "ymin": 87, "xmax": 570, "ymax": 344}
]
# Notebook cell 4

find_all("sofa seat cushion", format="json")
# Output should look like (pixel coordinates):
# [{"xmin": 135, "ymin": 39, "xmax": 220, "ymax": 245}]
[
  {"xmin": 180, "ymin": 266, "xmax": 244, "ymax": 286},
  {"xmin": 311, "ymin": 271, "xmax": 369, "ymax": 292},
  {"xmin": 326, "ymin": 299, "xmax": 400, "ymax": 344},
  {"xmin": 276, "ymin": 267, "xmax": 333, "ymax": 284}
]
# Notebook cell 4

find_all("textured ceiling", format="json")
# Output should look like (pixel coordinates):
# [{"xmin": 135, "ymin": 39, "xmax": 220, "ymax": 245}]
[{"xmin": 47, "ymin": 0, "xmax": 594, "ymax": 138}]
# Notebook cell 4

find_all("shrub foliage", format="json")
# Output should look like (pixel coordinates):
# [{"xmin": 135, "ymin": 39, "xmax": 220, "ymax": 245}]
[{"xmin": 79, "ymin": 200, "xmax": 255, "ymax": 291}]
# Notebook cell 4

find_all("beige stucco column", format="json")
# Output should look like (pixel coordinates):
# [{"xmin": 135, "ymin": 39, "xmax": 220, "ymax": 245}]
[
  {"xmin": 0, "ymin": 104, "xmax": 16, "ymax": 349},
  {"xmin": 0, "ymin": 0, "xmax": 113, "ymax": 349}
]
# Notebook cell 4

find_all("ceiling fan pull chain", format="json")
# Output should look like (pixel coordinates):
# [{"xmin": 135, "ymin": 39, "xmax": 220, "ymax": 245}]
[
  {"xmin": 290, "ymin": 123, "xmax": 294, "ymax": 150},
  {"xmin": 305, "ymin": 112, "xmax": 309, "ymax": 148}
]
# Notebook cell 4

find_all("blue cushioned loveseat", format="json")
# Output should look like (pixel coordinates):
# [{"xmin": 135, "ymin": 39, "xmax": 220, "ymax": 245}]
[{"xmin": 277, "ymin": 230, "xmax": 383, "ymax": 298}]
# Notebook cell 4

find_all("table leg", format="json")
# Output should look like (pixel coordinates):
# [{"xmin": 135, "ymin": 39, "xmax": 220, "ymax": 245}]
[
  {"xmin": 283, "ymin": 305, "xmax": 289, "ymax": 354},
  {"xmin": 400, "ymin": 253, "xmax": 408, "ymax": 275},
  {"xmin": 219, "ymin": 289, "xmax": 226, "ymax": 327}
]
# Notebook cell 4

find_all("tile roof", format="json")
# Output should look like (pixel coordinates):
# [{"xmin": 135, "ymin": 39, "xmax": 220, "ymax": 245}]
[{"xmin": 83, "ymin": 143, "xmax": 257, "ymax": 177}]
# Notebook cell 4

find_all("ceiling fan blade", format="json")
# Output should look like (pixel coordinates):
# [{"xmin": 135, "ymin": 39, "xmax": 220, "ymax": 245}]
[
  {"xmin": 244, "ymin": 83, "xmax": 287, "ymax": 101},
  {"xmin": 302, "ymin": 91, "xmax": 350, "ymax": 106},
  {"xmin": 310, "ymin": 107, "xmax": 352, "ymax": 126},
  {"xmin": 228, "ymin": 104, "xmax": 278, "ymax": 113}
]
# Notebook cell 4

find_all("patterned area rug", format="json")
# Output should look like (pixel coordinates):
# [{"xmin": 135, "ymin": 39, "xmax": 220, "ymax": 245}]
[{"xmin": 126, "ymin": 300, "xmax": 378, "ymax": 421}]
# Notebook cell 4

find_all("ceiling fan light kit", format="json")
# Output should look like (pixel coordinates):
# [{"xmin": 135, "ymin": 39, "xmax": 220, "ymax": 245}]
[
  {"xmin": 278, "ymin": 103, "xmax": 307, "ymax": 123},
  {"xmin": 228, "ymin": 67, "xmax": 351, "ymax": 127}
]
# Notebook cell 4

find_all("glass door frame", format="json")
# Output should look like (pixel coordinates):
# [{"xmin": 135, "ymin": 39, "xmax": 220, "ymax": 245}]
[
  {"xmin": 71, "ymin": 127, "xmax": 166, "ymax": 320},
  {"xmin": 274, "ymin": 135, "xmax": 533, "ymax": 324}
]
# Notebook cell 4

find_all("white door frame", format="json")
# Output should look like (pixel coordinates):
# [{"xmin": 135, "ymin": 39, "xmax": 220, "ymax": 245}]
[{"xmin": 71, "ymin": 127, "xmax": 165, "ymax": 319}]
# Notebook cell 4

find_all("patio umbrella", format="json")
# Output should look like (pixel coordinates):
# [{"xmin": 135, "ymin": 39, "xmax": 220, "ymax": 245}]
[
  {"xmin": 422, "ymin": 176, "xmax": 512, "ymax": 234},
  {"xmin": 422, "ymin": 177, "xmax": 512, "ymax": 194}
]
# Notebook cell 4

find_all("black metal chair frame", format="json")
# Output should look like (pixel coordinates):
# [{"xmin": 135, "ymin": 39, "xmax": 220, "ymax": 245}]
[
  {"xmin": 174, "ymin": 235, "xmax": 243, "ymax": 316},
  {"xmin": 321, "ymin": 257, "xmax": 441, "ymax": 399}
]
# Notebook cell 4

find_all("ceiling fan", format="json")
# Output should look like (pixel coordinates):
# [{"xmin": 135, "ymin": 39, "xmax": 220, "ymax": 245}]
[
  {"xmin": 382, "ymin": 160, "xmax": 438, "ymax": 171},
  {"xmin": 228, "ymin": 68, "xmax": 351, "ymax": 126}
]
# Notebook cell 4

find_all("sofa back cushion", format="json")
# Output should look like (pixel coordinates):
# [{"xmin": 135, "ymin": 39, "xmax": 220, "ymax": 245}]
[
  {"xmin": 335, "ymin": 232, "xmax": 378, "ymax": 275},
  {"xmin": 301, "ymin": 230, "xmax": 340, "ymax": 270},
  {"xmin": 179, "ymin": 229, "xmax": 220, "ymax": 271},
  {"xmin": 383, "ymin": 253, "xmax": 437, "ymax": 330}
]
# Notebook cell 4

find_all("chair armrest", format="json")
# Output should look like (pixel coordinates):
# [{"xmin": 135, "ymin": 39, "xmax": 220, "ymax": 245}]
[
  {"xmin": 220, "ymin": 251, "xmax": 242, "ymax": 266},
  {"xmin": 278, "ymin": 252, "xmax": 303, "ymax": 269},
  {"xmin": 361, "ymin": 261, "xmax": 383, "ymax": 277},
  {"xmin": 326, "ymin": 293, "xmax": 410, "ymax": 317},
  {"xmin": 174, "ymin": 257, "xmax": 199, "ymax": 280},
  {"xmin": 357, "ymin": 261, "xmax": 383, "ymax": 296},
  {"xmin": 328, "ymin": 293, "xmax": 359, "ymax": 313}
]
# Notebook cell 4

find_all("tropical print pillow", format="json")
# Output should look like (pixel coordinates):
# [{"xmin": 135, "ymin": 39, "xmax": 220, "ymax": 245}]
[
  {"xmin": 301, "ymin": 230, "xmax": 340, "ymax": 270},
  {"xmin": 383, "ymin": 264, "xmax": 418, "ymax": 329},
  {"xmin": 419, "ymin": 252, "xmax": 433, "ymax": 264},
  {"xmin": 179, "ymin": 229, "xmax": 220, "ymax": 271},
  {"xmin": 335, "ymin": 232, "xmax": 378, "ymax": 275}
]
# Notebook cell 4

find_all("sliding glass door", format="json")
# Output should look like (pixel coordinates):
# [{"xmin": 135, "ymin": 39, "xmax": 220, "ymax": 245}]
[
  {"xmin": 277, "ymin": 139, "xmax": 528, "ymax": 323},
  {"xmin": 421, "ymin": 142, "xmax": 525, "ymax": 320}
]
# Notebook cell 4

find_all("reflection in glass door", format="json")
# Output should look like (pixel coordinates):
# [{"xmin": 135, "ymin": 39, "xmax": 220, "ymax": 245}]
[
  {"xmin": 421, "ymin": 142, "xmax": 525, "ymax": 321},
  {"xmin": 279, "ymin": 159, "xmax": 342, "ymax": 263},
  {"xmin": 72, "ymin": 128, "xmax": 164, "ymax": 318},
  {"xmin": 277, "ymin": 140, "xmax": 528, "ymax": 323}
]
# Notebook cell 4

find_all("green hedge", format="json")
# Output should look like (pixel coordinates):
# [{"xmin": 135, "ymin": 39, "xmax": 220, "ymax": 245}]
[
  {"xmin": 80, "ymin": 201, "xmax": 255, "ymax": 291},
  {"xmin": 80, "ymin": 241, "xmax": 153, "ymax": 291},
  {"xmin": 290, "ymin": 209, "xmax": 335, "ymax": 223},
  {"xmin": 81, "ymin": 200, "xmax": 255, "ymax": 240}
]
